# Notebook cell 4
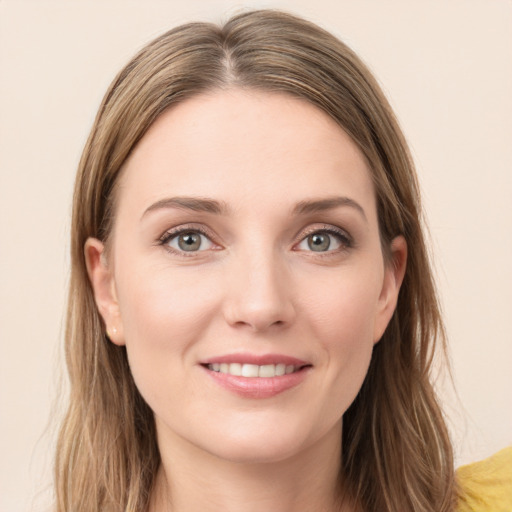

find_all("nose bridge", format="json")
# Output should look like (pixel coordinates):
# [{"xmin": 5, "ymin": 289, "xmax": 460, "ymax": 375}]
[{"xmin": 223, "ymin": 244, "xmax": 295, "ymax": 331}]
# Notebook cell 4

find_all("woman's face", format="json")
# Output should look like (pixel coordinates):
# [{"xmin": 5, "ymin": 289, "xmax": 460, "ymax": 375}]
[{"xmin": 87, "ymin": 89, "xmax": 405, "ymax": 464}]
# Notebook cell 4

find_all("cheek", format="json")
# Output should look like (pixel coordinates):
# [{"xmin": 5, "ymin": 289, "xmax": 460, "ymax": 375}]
[
  {"xmin": 302, "ymin": 264, "xmax": 383, "ymax": 344},
  {"xmin": 321, "ymin": 289, "xmax": 377, "ymax": 378},
  {"xmin": 113, "ymin": 262, "xmax": 221, "ymax": 394},
  {"xmin": 116, "ymin": 260, "xmax": 220, "ymax": 338},
  {"xmin": 300, "ymin": 266, "xmax": 382, "ymax": 405}
]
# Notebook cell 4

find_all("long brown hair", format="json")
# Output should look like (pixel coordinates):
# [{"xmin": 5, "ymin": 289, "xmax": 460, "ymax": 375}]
[{"xmin": 55, "ymin": 9, "xmax": 456, "ymax": 511}]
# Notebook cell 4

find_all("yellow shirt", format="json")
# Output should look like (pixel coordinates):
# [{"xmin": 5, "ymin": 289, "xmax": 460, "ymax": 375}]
[{"xmin": 457, "ymin": 446, "xmax": 512, "ymax": 512}]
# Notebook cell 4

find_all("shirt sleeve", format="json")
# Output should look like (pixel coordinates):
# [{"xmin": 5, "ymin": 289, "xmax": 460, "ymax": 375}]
[{"xmin": 456, "ymin": 446, "xmax": 512, "ymax": 512}]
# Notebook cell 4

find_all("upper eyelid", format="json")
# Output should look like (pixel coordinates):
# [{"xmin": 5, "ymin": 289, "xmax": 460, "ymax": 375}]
[
  {"xmin": 292, "ymin": 225, "xmax": 354, "ymax": 255},
  {"xmin": 295, "ymin": 223, "xmax": 352, "ymax": 242},
  {"xmin": 159, "ymin": 223, "xmax": 217, "ymax": 243},
  {"xmin": 156, "ymin": 222, "xmax": 352, "ymax": 248},
  {"xmin": 158, "ymin": 226, "xmax": 220, "ymax": 257}
]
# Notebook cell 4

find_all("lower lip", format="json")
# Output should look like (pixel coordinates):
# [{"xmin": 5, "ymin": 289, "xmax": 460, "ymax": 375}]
[{"xmin": 201, "ymin": 366, "xmax": 311, "ymax": 398}]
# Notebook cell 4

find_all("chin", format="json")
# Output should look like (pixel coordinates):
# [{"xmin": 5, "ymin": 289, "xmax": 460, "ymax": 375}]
[
  {"xmin": 192, "ymin": 416, "xmax": 334, "ymax": 465},
  {"xmin": 204, "ymin": 436, "xmax": 307, "ymax": 465}
]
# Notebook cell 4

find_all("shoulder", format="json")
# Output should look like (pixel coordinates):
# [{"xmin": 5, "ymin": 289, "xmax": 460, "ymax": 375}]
[{"xmin": 456, "ymin": 446, "xmax": 512, "ymax": 512}]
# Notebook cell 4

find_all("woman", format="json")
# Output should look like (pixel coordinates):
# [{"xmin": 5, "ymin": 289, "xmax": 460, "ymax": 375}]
[{"xmin": 54, "ymin": 9, "xmax": 511, "ymax": 512}]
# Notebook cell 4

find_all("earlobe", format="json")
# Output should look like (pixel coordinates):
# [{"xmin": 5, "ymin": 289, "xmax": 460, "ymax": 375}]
[
  {"xmin": 84, "ymin": 238, "xmax": 125, "ymax": 346},
  {"xmin": 373, "ymin": 235, "xmax": 407, "ymax": 343}
]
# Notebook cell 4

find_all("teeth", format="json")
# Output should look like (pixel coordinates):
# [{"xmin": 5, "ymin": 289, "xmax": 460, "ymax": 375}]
[
  {"xmin": 258, "ymin": 364, "xmax": 275, "ymax": 377},
  {"xmin": 242, "ymin": 364, "xmax": 259, "ymax": 377},
  {"xmin": 207, "ymin": 363, "xmax": 300, "ymax": 377},
  {"xmin": 229, "ymin": 363, "xmax": 242, "ymax": 376},
  {"xmin": 275, "ymin": 363, "xmax": 286, "ymax": 376}
]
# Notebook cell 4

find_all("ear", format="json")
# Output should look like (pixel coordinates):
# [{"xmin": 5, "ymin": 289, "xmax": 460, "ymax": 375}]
[
  {"xmin": 373, "ymin": 235, "xmax": 407, "ymax": 344},
  {"xmin": 84, "ymin": 237, "xmax": 125, "ymax": 346}
]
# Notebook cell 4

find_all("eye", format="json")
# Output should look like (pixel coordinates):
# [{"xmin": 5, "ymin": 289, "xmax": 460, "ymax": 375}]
[
  {"xmin": 295, "ymin": 229, "xmax": 350, "ymax": 253},
  {"xmin": 162, "ymin": 229, "xmax": 216, "ymax": 253}
]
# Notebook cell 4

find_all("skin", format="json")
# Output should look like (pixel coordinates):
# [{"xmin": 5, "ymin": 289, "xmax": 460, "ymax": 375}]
[{"xmin": 86, "ymin": 89, "xmax": 407, "ymax": 512}]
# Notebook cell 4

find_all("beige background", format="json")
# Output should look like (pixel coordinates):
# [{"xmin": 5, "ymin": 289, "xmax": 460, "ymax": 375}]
[{"xmin": 1, "ymin": 1, "xmax": 511, "ymax": 511}]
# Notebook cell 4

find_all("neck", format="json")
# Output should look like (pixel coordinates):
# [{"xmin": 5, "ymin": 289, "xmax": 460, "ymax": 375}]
[{"xmin": 149, "ymin": 422, "xmax": 354, "ymax": 512}]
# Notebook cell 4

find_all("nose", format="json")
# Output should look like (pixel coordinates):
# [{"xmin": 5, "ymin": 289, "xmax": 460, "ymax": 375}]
[{"xmin": 222, "ymin": 250, "xmax": 296, "ymax": 332}]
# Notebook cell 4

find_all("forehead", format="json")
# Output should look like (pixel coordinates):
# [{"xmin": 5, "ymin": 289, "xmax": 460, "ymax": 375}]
[{"xmin": 118, "ymin": 89, "xmax": 376, "ymax": 220}]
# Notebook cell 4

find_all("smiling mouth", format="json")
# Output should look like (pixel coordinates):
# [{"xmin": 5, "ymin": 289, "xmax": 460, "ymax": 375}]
[
  {"xmin": 200, "ymin": 357, "xmax": 312, "ymax": 398},
  {"xmin": 205, "ymin": 363, "xmax": 307, "ymax": 378}
]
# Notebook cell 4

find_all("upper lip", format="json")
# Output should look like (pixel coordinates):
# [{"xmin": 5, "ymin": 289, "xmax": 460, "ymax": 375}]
[{"xmin": 200, "ymin": 353, "xmax": 311, "ymax": 367}]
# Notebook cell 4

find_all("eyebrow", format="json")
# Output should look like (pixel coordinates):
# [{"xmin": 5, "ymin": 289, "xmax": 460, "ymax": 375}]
[
  {"xmin": 293, "ymin": 196, "xmax": 367, "ymax": 221},
  {"xmin": 142, "ymin": 196, "xmax": 229, "ymax": 218},
  {"xmin": 142, "ymin": 195, "xmax": 367, "ymax": 221}
]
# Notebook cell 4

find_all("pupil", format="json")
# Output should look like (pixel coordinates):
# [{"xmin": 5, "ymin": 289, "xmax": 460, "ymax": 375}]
[
  {"xmin": 308, "ymin": 233, "xmax": 330, "ymax": 252},
  {"xmin": 178, "ymin": 232, "xmax": 201, "ymax": 251}
]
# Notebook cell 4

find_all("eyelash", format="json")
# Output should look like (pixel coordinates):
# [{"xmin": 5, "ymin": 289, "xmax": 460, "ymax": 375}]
[
  {"xmin": 157, "ymin": 224, "xmax": 353, "ymax": 256},
  {"xmin": 158, "ymin": 225, "xmax": 218, "ymax": 256},
  {"xmin": 295, "ymin": 225, "xmax": 353, "ymax": 254}
]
